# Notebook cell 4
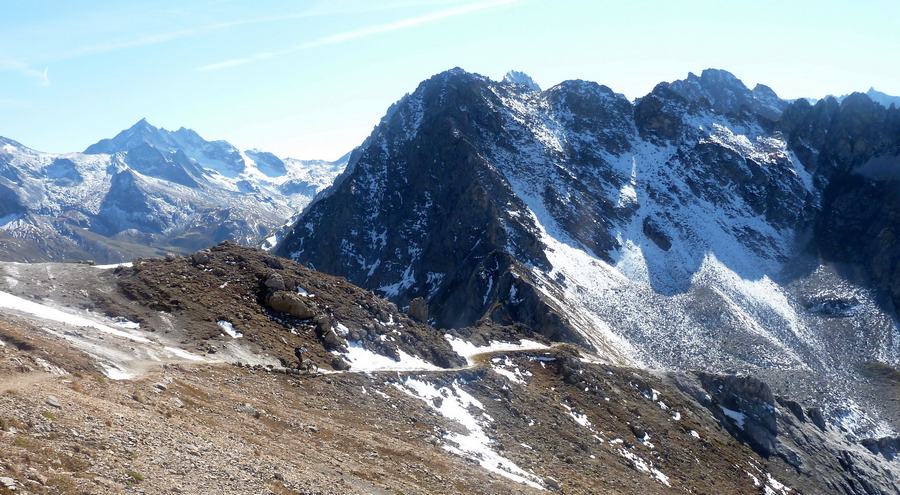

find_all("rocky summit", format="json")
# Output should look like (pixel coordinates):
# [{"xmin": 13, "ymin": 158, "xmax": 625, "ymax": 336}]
[
  {"xmin": 277, "ymin": 67, "xmax": 897, "ymax": 415},
  {"xmin": 0, "ymin": 67, "xmax": 897, "ymax": 495}
]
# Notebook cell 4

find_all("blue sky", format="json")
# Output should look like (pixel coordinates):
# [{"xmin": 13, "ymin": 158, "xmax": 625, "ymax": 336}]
[{"xmin": 2, "ymin": 0, "xmax": 899, "ymax": 160}]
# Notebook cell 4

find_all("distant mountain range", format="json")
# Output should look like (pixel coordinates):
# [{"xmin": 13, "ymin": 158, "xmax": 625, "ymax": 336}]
[
  {"xmin": 0, "ymin": 120, "xmax": 346, "ymax": 262},
  {"xmin": 838, "ymin": 87, "xmax": 900, "ymax": 108}
]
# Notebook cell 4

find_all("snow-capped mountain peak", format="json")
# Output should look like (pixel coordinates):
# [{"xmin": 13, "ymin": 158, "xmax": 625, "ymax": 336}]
[
  {"xmin": 276, "ymin": 68, "xmax": 899, "ymax": 441},
  {"xmin": 503, "ymin": 70, "xmax": 541, "ymax": 92},
  {"xmin": 0, "ymin": 120, "xmax": 348, "ymax": 262},
  {"xmin": 665, "ymin": 68, "xmax": 788, "ymax": 120}
]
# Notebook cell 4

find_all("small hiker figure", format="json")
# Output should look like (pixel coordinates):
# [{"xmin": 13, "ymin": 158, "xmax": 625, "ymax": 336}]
[{"xmin": 294, "ymin": 346, "xmax": 307, "ymax": 370}]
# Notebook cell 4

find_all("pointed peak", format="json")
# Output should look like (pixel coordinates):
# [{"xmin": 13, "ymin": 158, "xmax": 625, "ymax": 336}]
[
  {"xmin": 127, "ymin": 117, "xmax": 159, "ymax": 133},
  {"xmin": 503, "ymin": 70, "xmax": 541, "ymax": 92}
]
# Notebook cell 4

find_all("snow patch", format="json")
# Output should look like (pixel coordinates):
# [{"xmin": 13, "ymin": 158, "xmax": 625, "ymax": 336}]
[
  {"xmin": 721, "ymin": 406, "xmax": 747, "ymax": 430},
  {"xmin": 92, "ymin": 262, "xmax": 133, "ymax": 269},
  {"xmin": 339, "ymin": 341, "xmax": 439, "ymax": 372},
  {"xmin": 617, "ymin": 448, "xmax": 671, "ymax": 487},
  {"xmin": 396, "ymin": 377, "xmax": 544, "ymax": 490},
  {"xmin": 0, "ymin": 290, "xmax": 150, "ymax": 343},
  {"xmin": 445, "ymin": 335, "xmax": 549, "ymax": 365},
  {"xmin": 217, "ymin": 320, "xmax": 243, "ymax": 339}
]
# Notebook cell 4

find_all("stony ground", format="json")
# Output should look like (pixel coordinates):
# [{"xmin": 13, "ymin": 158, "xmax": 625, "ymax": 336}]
[{"xmin": 0, "ymin": 313, "xmax": 828, "ymax": 495}]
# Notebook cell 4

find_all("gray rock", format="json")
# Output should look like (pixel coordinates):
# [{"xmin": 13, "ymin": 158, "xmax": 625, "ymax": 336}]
[
  {"xmin": 191, "ymin": 251, "xmax": 210, "ymax": 265},
  {"xmin": 330, "ymin": 355, "xmax": 351, "ymax": 371},
  {"xmin": 0, "ymin": 477, "xmax": 15, "ymax": 491},
  {"xmin": 860, "ymin": 436, "xmax": 899, "ymax": 460},
  {"xmin": 266, "ymin": 291, "xmax": 315, "ymax": 319},
  {"xmin": 45, "ymin": 395, "xmax": 61, "ymax": 409},
  {"xmin": 807, "ymin": 407, "xmax": 826, "ymax": 431},
  {"xmin": 264, "ymin": 272, "xmax": 285, "ymax": 291},
  {"xmin": 697, "ymin": 373, "xmax": 777, "ymax": 456},
  {"xmin": 236, "ymin": 403, "xmax": 260, "ymax": 419},
  {"xmin": 408, "ymin": 297, "xmax": 428, "ymax": 322},
  {"xmin": 320, "ymin": 328, "xmax": 347, "ymax": 351},
  {"xmin": 544, "ymin": 476, "xmax": 561, "ymax": 491}
]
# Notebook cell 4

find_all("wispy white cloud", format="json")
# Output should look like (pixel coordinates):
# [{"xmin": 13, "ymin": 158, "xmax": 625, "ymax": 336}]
[
  {"xmin": 2, "ymin": 1, "xmax": 475, "ymax": 86},
  {"xmin": 0, "ymin": 59, "xmax": 50, "ymax": 86},
  {"xmin": 197, "ymin": 0, "xmax": 519, "ymax": 72},
  {"xmin": 47, "ymin": 1, "xmax": 467, "ymax": 62}
]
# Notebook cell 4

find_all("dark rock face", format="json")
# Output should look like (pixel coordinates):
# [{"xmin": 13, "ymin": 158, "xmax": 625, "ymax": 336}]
[
  {"xmin": 697, "ymin": 373, "xmax": 778, "ymax": 457},
  {"xmin": 642, "ymin": 216, "xmax": 672, "ymax": 251},
  {"xmin": 681, "ymin": 371, "xmax": 900, "ymax": 495},
  {"xmin": 277, "ymin": 69, "xmax": 572, "ymax": 339},
  {"xmin": 0, "ymin": 183, "xmax": 26, "ymax": 219},
  {"xmin": 781, "ymin": 94, "xmax": 900, "ymax": 317},
  {"xmin": 95, "ymin": 169, "xmax": 166, "ymax": 235},
  {"xmin": 634, "ymin": 84, "xmax": 688, "ymax": 142},
  {"xmin": 860, "ymin": 436, "xmax": 899, "ymax": 460},
  {"xmin": 44, "ymin": 158, "xmax": 83, "ymax": 186}
]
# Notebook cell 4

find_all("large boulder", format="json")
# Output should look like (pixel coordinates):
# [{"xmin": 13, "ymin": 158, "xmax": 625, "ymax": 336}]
[
  {"xmin": 266, "ymin": 291, "xmax": 315, "ymax": 319},
  {"xmin": 697, "ymin": 373, "xmax": 778, "ymax": 457},
  {"xmin": 408, "ymin": 297, "xmax": 428, "ymax": 322}
]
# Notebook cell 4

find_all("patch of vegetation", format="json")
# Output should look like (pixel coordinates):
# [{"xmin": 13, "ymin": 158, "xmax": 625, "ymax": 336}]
[{"xmin": 125, "ymin": 470, "xmax": 145, "ymax": 485}]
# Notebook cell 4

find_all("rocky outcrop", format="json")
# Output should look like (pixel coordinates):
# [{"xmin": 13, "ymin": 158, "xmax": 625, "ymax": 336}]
[
  {"xmin": 680, "ymin": 372, "xmax": 900, "ymax": 495},
  {"xmin": 697, "ymin": 373, "xmax": 778, "ymax": 457},
  {"xmin": 860, "ymin": 436, "xmax": 899, "ymax": 460},
  {"xmin": 113, "ymin": 243, "xmax": 466, "ymax": 370},
  {"xmin": 266, "ymin": 291, "xmax": 316, "ymax": 319},
  {"xmin": 781, "ymin": 93, "xmax": 900, "ymax": 318},
  {"xmin": 408, "ymin": 297, "xmax": 428, "ymax": 323}
]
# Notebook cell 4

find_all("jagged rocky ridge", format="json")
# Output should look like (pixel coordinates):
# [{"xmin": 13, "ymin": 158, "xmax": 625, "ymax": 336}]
[
  {"xmin": 276, "ymin": 68, "xmax": 899, "ymax": 440},
  {"xmin": 0, "ymin": 120, "xmax": 346, "ymax": 263}
]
